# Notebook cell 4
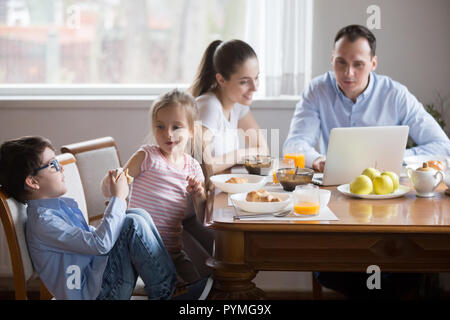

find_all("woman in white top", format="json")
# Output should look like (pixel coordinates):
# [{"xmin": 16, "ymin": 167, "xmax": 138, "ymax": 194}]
[{"xmin": 189, "ymin": 39, "xmax": 269, "ymax": 173}]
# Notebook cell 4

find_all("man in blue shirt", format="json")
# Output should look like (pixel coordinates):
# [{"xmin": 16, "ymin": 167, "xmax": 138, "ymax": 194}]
[
  {"xmin": 285, "ymin": 24, "xmax": 445, "ymax": 299},
  {"xmin": 0, "ymin": 136, "xmax": 178, "ymax": 299},
  {"xmin": 284, "ymin": 24, "xmax": 450, "ymax": 172}
]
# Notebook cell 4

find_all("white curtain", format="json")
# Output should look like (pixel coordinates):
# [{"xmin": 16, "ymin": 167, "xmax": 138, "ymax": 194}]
[{"xmin": 245, "ymin": 0, "xmax": 313, "ymax": 97}]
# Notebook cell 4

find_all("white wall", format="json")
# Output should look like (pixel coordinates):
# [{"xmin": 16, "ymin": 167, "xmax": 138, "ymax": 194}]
[{"xmin": 0, "ymin": 98, "xmax": 296, "ymax": 161}]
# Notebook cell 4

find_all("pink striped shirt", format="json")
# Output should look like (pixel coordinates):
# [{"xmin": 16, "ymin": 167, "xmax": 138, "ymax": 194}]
[{"xmin": 128, "ymin": 145, "xmax": 204, "ymax": 253}]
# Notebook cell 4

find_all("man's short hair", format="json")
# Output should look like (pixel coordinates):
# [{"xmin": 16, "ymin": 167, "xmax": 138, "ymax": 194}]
[
  {"xmin": 0, "ymin": 136, "xmax": 54, "ymax": 203},
  {"xmin": 334, "ymin": 24, "xmax": 377, "ymax": 58}
]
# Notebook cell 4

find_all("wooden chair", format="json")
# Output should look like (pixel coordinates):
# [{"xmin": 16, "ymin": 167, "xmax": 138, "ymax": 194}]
[
  {"xmin": 0, "ymin": 188, "xmax": 52, "ymax": 300},
  {"xmin": 58, "ymin": 153, "xmax": 89, "ymax": 223},
  {"xmin": 61, "ymin": 137, "xmax": 121, "ymax": 225},
  {"xmin": 182, "ymin": 135, "xmax": 215, "ymax": 279}
]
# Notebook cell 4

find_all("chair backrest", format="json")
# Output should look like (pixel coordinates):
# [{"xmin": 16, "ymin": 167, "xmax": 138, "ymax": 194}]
[
  {"xmin": 190, "ymin": 129, "xmax": 215, "ymax": 224},
  {"xmin": 0, "ymin": 189, "xmax": 35, "ymax": 299},
  {"xmin": 61, "ymin": 137, "xmax": 121, "ymax": 223},
  {"xmin": 201, "ymin": 163, "xmax": 215, "ymax": 224},
  {"xmin": 57, "ymin": 153, "xmax": 89, "ymax": 224}
]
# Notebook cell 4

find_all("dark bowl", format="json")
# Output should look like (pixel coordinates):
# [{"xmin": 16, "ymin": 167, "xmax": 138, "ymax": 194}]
[
  {"xmin": 244, "ymin": 155, "xmax": 274, "ymax": 175},
  {"xmin": 276, "ymin": 168, "xmax": 314, "ymax": 191}
]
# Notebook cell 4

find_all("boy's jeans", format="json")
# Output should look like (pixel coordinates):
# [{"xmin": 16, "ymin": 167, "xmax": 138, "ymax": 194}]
[{"xmin": 96, "ymin": 208, "xmax": 177, "ymax": 300}]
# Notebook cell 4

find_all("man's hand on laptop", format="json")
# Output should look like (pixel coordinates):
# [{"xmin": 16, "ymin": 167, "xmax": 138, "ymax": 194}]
[{"xmin": 313, "ymin": 156, "xmax": 326, "ymax": 172}]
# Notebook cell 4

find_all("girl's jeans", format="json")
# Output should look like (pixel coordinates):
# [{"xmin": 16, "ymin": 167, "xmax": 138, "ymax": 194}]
[{"xmin": 96, "ymin": 208, "xmax": 177, "ymax": 300}]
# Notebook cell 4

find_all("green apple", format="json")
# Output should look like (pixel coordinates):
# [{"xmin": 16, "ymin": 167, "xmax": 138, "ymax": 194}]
[
  {"xmin": 350, "ymin": 175, "xmax": 373, "ymax": 195},
  {"xmin": 381, "ymin": 171, "xmax": 399, "ymax": 191},
  {"xmin": 361, "ymin": 167, "xmax": 381, "ymax": 181},
  {"xmin": 373, "ymin": 175, "xmax": 394, "ymax": 195}
]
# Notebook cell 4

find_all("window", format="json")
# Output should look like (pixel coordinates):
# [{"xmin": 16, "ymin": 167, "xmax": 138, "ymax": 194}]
[
  {"xmin": 0, "ymin": 0, "xmax": 312, "ymax": 97},
  {"xmin": 0, "ymin": 0, "xmax": 246, "ymax": 85}
]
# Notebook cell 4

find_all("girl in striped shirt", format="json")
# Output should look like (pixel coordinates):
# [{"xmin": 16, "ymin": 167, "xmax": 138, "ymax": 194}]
[{"xmin": 124, "ymin": 89, "xmax": 206, "ymax": 284}]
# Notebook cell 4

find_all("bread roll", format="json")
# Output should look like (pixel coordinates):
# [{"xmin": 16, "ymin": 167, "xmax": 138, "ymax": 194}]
[
  {"xmin": 246, "ymin": 189, "xmax": 281, "ymax": 202},
  {"xmin": 426, "ymin": 160, "xmax": 445, "ymax": 171}
]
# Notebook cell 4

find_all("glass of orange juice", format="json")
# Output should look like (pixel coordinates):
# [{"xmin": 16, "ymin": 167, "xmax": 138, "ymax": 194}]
[
  {"xmin": 284, "ymin": 147, "xmax": 305, "ymax": 169},
  {"xmin": 272, "ymin": 158, "xmax": 295, "ymax": 183},
  {"xmin": 293, "ymin": 184, "xmax": 320, "ymax": 216}
]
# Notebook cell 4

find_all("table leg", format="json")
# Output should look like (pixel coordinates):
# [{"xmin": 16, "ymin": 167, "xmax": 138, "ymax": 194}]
[{"xmin": 206, "ymin": 230, "xmax": 264, "ymax": 300}]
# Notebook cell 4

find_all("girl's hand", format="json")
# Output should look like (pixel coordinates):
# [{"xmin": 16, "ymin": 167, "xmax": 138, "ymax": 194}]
[{"xmin": 186, "ymin": 175, "xmax": 204, "ymax": 197}]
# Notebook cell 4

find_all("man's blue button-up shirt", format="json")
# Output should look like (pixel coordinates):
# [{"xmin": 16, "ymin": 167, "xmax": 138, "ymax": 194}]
[{"xmin": 284, "ymin": 71, "xmax": 450, "ymax": 167}]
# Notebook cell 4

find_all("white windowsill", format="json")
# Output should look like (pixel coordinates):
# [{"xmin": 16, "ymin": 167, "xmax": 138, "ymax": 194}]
[{"xmin": 0, "ymin": 85, "xmax": 299, "ymax": 109}]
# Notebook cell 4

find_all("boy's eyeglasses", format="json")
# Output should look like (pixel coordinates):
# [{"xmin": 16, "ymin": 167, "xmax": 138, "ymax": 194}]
[
  {"xmin": 35, "ymin": 159, "xmax": 61, "ymax": 174},
  {"xmin": 24, "ymin": 159, "xmax": 62, "ymax": 190}
]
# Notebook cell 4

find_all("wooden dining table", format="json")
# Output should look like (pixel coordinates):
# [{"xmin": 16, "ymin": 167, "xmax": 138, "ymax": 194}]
[{"xmin": 204, "ymin": 175, "xmax": 450, "ymax": 300}]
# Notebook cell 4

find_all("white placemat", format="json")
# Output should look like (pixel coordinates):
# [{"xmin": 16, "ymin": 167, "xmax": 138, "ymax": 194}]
[{"xmin": 233, "ymin": 204, "xmax": 338, "ymax": 221}]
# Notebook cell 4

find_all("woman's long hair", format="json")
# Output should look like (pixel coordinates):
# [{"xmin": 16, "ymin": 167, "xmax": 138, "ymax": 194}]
[{"xmin": 189, "ymin": 39, "xmax": 257, "ymax": 98}]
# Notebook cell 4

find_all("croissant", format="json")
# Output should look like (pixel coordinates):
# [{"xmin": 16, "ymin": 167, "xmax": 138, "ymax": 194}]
[{"xmin": 246, "ymin": 189, "xmax": 281, "ymax": 202}]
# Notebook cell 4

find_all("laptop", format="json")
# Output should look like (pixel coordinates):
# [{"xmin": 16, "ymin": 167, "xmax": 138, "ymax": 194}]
[{"xmin": 312, "ymin": 126, "xmax": 409, "ymax": 186}]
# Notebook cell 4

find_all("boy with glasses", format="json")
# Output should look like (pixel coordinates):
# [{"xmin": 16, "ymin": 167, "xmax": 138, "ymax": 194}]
[{"xmin": 0, "ymin": 136, "xmax": 177, "ymax": 299}]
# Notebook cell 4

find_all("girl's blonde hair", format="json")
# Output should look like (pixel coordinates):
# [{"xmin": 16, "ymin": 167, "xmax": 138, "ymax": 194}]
[
  {"xmin": 150, "ymin": 89, "xmax": 198, "ymax": 133},
  {"xmin": 148, "ymin": 89, "xmax": 202, "ymax": 158}
]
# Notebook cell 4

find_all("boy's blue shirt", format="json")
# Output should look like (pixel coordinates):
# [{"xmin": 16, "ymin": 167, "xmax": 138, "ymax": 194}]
[{"xmin": 25, "ymin": 196, "xmax": 126, "ymax": 300}]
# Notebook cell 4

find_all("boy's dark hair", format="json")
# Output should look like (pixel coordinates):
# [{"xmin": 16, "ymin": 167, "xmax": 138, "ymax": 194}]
[
  {"xmin": 0, "ymin": 136, "xmax": 54, "ymax": 203},
  {"xmin": 334, "ymin": 24, "xmax": 377, "ymax": 58}
]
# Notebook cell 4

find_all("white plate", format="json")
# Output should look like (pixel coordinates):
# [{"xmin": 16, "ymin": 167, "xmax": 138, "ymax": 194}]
[
  {"xmin": 337, "ymin": 184, "xmax": 411, "ymax": 199},
  {"xmin": 230, "ymin": 192, "xmax": 292, "ymax": 213},
  {"xmin": 210, "ymin": 174, "xmax": 266, "ymax": 194},
  {"xmin": 404, "ymin": 155, "xmax": 449, "ymax": 168}
]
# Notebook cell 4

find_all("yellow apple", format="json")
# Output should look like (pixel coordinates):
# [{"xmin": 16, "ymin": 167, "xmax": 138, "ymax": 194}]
[
  {"xmin": 373, "ymin": 175, "xmax": 394, "ymax": 195},
  {"xmin": 381, "ymin": 171, "xmax": 399, "ymax": 190},
  {"xmin": 361, "ymin": 167, "xmax": 381, "ymax": 181},
  {"xmin": 350, "ymin": 175, "xmax": 373, "ymax": 195}
]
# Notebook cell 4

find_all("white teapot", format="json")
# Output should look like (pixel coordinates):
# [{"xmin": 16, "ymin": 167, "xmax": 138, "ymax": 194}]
[{"xmin": 406, "ymin": 162, "xmax": 444, "ymax": 197}]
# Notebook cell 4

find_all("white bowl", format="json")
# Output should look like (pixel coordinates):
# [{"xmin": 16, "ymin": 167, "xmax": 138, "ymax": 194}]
[
  {"xmin": 320, "ymin": 189, "xmax": 331, "ymax": 207},
  {"xmin": 230, "ymin": 192, "xmax": 292, "ymax": 213},
  {"xmin": 210, "ymin": 174, "xmax": 266, "ymax": 194}
]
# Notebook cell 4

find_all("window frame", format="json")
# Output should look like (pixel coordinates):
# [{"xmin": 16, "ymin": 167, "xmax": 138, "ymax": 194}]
[{"xmin": 0, "ymin": 84, "xmax": 189, "ymax": 97}]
